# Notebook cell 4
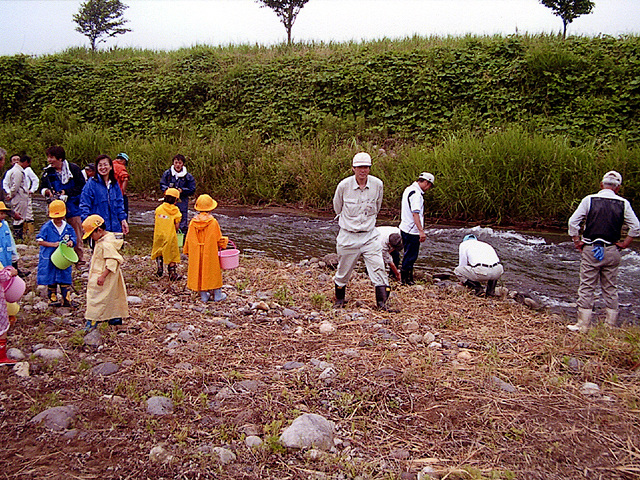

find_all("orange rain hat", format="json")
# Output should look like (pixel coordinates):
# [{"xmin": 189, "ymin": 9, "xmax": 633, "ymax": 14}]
[
  {"xmin": 48, "ymin": 200, "xmax": 67, "ymax": 218},
  {"xmin": 195, "ymin": 194, "xmax": 218, "ymax": 212},
  {"xmin": 82, "ymin": 214, "xmax": 105, "ymax": 239}
]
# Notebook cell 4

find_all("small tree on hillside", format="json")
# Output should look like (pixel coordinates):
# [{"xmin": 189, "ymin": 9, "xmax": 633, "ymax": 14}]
[
  {"xmin": 73, "ymin": 0, "xmax": 131, "ymax": 51},
  {"xmin": 540, "ymin": 0, "xmax": 595, "ymax": 39},
  {"xmin": 257, "ymin": 0, "xmax": 310, "ymax": 45}
]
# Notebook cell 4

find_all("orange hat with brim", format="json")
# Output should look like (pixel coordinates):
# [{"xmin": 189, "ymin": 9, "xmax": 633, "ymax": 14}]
[
  {"xmin": 82, "ymin": 214, "xmax": 105, "ymax": 239},
  {"xmin": 195, "ymin": 194, "xmax": 218, "ymax": 212},
  {"xmin": 165, "ymin": 188, "xmax": 180, "ymax": 199},
  {"xmin": 0, "ymin": 202, "xmax": 11, "ymax": 212}
]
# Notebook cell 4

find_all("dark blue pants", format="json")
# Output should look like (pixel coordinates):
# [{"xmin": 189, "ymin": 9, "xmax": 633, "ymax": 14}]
[
  {"xmin": 401, "ymin": 231, "xmax": 420, "ymax": 272},
  {"xmin": 177, "ymin": 198, "xmax": 189, "ymax": 232}
]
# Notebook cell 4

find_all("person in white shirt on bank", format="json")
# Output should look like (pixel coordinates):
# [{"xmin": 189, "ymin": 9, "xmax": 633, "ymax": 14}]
[
  {"xmin": 376, "ymin": 225, "xmax": 403, "ymax": 281},
  {"xmin": 333, "ymin": 152, "xmax": 390, "ymax": 310},
  {"xmin": 454, "ymin": 234, "xmax": 503, "ymax": 297},
  {"xmin": 399, "ymin": 172, "xmax": 434, "ymax": 285}
]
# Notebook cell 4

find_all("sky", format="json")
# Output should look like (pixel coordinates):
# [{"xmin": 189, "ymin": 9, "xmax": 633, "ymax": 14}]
[{"xmin": 1, "ymin": 0, "xmax": 639, "ymax": 56}]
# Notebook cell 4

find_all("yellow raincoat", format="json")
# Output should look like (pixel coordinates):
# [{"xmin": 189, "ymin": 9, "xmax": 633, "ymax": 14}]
[
  {"xmin": 85, "ymin": 232, "xmax": 128, "ymax": 322},
  {"xmin": 183, "ymin": 212, "xmax": 228, "ymax": 291},
  {"xmin": 150, "ymin": 202, "xmax": 182, "ymax": 264}
]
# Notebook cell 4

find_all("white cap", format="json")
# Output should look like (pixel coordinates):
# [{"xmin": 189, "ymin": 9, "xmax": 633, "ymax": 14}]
[
  {"xmin": 602, "ymin": 170, "xmax": 622, "ymax": 186},
  {"xmin": 419, "ymin": 172, "xmax": 434, "ymax": 184},
  {"xmin": 352, "ymin": 152, "xmax": 372, "ymax": 167}
]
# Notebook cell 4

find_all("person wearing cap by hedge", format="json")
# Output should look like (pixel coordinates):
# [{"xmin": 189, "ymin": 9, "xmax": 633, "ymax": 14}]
[
  {"xmin": 113, "ymin": 153, "xmax": 130, "ymax": 217},
  {"xmin": 454, "ymin": 234, "xmax": 503, "ymax": 297},
  {"xmin": 567, "ymin": 170, "xmax": 640, "ymax": 333},
  {"xmin": 36, "ymin": 200, "xmax": 77, "ymax": 307},
  {"xmin": 82, "ymin": 214, "xmax": 128, "ymax": 332},
  {"xmin": 376, "ymin": 225, "xmax": 403, "ymax": 282},
  {"xmin": 333, "ymin": 152, "xmax": 391, "ymax": 310},
  {"xmin": 399, "ymin": 172, "xmax": 434, "ymax": 285}
]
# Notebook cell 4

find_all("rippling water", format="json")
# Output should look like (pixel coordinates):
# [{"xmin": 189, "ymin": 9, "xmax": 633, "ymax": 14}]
[{"xmin": 34, "ymin": 199, "xmax": 640, "ymax": 323}]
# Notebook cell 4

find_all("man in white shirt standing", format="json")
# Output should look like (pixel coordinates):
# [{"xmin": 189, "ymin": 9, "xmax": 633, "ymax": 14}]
[
  {"xmin": 399, "ymin": 172, "xmax": 434, "ymax": 285},
  {"xmin": 454, "ymin": 234, "xmax": 503, "ymax": 296},
  {"xmin": 567, "ymin": 170, "xmax": 640, "ymax": 332},
  {"xmin": 333, "ymin": 152, "xmax": 390, "ymax": 310},
  {"xmin": 3, "ymin": 155, "xmax": 31, "ymax": 240}
]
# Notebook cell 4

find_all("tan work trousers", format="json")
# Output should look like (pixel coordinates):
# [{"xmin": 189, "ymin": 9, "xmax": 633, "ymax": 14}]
[
  {"xmin": 577, "ymin": 244, "xmax": 621, "ymax": 311},
  {"xmin": 334, "ymin": 228, "xmax": 388, "ymax": 288}
]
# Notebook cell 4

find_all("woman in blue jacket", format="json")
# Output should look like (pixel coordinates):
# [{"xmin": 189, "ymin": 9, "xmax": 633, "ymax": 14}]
[{"xmin": 80, "ymin": 155, "xmax": 129, "ymax": 235}]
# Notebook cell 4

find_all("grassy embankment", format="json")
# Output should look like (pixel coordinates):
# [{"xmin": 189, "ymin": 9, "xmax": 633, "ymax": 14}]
[{"xmin": 1, "ymin": 34, "xmax": 639, "ymax": 226}]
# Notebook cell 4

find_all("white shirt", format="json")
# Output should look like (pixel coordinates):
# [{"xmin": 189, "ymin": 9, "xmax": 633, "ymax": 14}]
[
  {"xmin": 24, "ymin": 167, "xmax": 40, "ymax": 193},
  {"xmin": 377, "ymin": 226, "xmax": 400, "ymax": 264},
  {"xmin": 333, "ymin": 175, "xmax": 384, "ymax": 233},
  {"xmin": 399, "ymin": 181, "xmax": 424, "ymax": 235},
  {"xmin": 458, "ymin": 239, "xmax": 500, "ymax": 268}
]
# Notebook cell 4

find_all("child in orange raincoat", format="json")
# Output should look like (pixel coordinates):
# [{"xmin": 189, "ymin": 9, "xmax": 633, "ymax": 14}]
[{"xmin": 183, "ymin": 194, "xmax": 228, "ymax": 302}]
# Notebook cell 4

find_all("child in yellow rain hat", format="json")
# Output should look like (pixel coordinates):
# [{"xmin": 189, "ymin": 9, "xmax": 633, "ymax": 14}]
[
  {"xmin": 82, "ymin": 214, "xmax": 128, "ymax": 331},
  {"xmin": 183, "ymin": 194, "xmax": 229, "ymax": 303},
  {"xmin": 151, "ymin": 187, "xmax": 182, "ymax": 280},
  {"xmin": 36, "ymin": 200, "xmax": 77, "ymax": 307}
]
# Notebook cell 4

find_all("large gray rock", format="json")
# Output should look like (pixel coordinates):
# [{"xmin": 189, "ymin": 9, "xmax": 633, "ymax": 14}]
[
  {"xmin": 84, "ymin": 329, "xmax": 103, "ymax": 347},
  {"xmin": 7, "ymin": 348, "xmax": 25, "ymax": 361},
  {"xmin": 91, "ymin": 362, "xmax": 119, "ymax": 376},
  {"xmin": 212, "ymin": 447, "xmax": 236, "ymax": 465},
  {"xmin": 279, "ymin": 413, "xmax": 335, "ymax": 451},
  {"xmin": 147, "ymin": 396, "xmax": 174, "ymax": 415},
  {"xmin": 34, "ymin": 348, "xmax": 64, "ymax": 361},
  {"xmin": 30, "ymin": 405, "xmax": 77, "ymax": 431}
]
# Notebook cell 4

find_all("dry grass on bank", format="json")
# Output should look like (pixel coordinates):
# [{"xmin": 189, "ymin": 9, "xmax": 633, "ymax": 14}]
[{"xmin": 1, "ymin": 244, "xmax": 639, "ymax": 479}]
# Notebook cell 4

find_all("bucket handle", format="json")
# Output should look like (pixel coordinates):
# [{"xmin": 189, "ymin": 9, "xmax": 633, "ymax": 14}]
[{"xmin": 219, "ymin": 239, "xmax": 236, "ymax": 252}]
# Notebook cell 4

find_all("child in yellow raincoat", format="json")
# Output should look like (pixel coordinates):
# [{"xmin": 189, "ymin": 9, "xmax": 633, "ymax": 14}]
[
  {"xmin": 183, "ymin": 194, "xmax": 228, "ymax": 302},
  {"xmin": 151, "ymin": 188, "xmax": 182, "ymax": 280},
  {"xmin": 82, "ymin": 214, "xmax": 128, "ymax": 331}
]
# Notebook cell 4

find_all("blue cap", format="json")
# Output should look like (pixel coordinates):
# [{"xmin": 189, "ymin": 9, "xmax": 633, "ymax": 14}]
[
  {"xmin": 116, "ymin": 152, "xmax": 129, "ymax": 164},
  {"xmin": 463, "ymin": 234, "xmax": 477, "ymax": 242}
]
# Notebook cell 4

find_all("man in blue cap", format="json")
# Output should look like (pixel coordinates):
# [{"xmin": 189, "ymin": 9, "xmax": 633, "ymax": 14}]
[{"xmin": 454, "ymin": 234, "xmax": 503, "ymax": 296}]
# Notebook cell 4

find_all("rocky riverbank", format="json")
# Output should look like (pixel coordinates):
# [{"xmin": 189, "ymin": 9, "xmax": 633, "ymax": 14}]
[{"xmin": 1, "ymin": 243, "xmax": 639, "ymax": 479}]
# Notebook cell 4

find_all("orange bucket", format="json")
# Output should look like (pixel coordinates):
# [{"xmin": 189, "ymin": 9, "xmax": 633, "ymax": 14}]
[{"xmin": 219, "ymin": 240, "xmax": 240, "ymax": 270}]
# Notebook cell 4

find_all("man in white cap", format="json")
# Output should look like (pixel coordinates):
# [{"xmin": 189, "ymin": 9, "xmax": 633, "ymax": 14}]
[
  {"xmin": 567, "ymin": 170, "xmax": 640, "ymax": 332},
  {"xmin": 399, "ymin": 172, "xmax": 434, "ymax": 285},
  {"xmin": 333, "ymin": 152, "xmax": 390, "ymax": 310}
]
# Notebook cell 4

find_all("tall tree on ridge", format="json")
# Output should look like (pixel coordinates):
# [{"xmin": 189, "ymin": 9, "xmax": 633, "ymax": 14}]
[
  {"xmin": 257, "ymin": 0, "xmax": 310, "ymax": 45},
  {"xmin": 540, "ymin": 0, "xmax": 595, "ymax": 39},
  {"xmin": 73, "ymin": 0, "xmax": 131, "ymax": 51}
]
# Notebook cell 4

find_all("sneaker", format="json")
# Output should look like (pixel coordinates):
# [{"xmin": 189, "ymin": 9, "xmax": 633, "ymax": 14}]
[
  {"xmin": 212, "ymin": 289, "xmax": 227, "ymax": 302},
  {"xmin": 0, "ymin": 357, "xmax": 17, "ymax": 366},
  {"xmin": 108, "ymin": 318, "xmax": 123, "ymax": 326},
  {"xmin": 84, "ymin": 320, "xmax": 97, "ymax": 332},
  {"xmin": 200, "ymin": 291, "xmax": 211, "ymax": 303}
]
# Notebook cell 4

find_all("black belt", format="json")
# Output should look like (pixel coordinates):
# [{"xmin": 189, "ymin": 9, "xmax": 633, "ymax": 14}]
[{"xmin": 471, "ymin": 263, "xmax": 500, "ymax": 268}]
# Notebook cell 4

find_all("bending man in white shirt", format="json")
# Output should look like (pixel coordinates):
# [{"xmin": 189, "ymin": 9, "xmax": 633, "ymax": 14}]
[{"xmin": 454, "ymin": 234, "xmax": 503, "ymax": 297}]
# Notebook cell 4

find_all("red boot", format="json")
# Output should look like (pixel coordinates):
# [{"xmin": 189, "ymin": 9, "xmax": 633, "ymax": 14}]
[{"xmin": 0, "ymin": 338, "xmax": 17, "ymax": 366}]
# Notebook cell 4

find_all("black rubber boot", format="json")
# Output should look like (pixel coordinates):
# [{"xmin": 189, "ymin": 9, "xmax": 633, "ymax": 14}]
[
  {"xmin": 168, "ymin": 264, "xmax": 182, "ymax": 281},
  {"xmin": 485, "ymin": 280, "xmax": 497, "ymax": 297},
  {"xmin": 333, "ymin": 284, "xmax": 346, "ymax": 308},
  {"xmin": 155, "ymin": 257, "xmax": 163, "ymax": 277},
  {"xmin": 464, "ymin": 280, "xmax": 484, "ymax": 296},
  {"xmin": 12, "ymin": 261, "xmax": 29, "ymax": 278},
  {"xmin": 375, "ymin": 285, "xmax": 391, "ymax": 310},
  {"xmin": 13, "ymin": 224, "xmax": 23, "ymax": 240},
  {"xmin": 60, "ymin": 284, "xmax": 74, "ymax": 308},
  {"xmin": 48, "ymin": 285, "xmax": 61, "ymax": 307},
  {"xmin": 401, "ymin": 269, "xmax": 415, "ymax": 286}
]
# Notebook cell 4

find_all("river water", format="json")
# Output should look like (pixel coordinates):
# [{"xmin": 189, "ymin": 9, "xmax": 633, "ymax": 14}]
[{"xmin": 34, "ymin": 199, "xmax": 640, "ymax": 323}]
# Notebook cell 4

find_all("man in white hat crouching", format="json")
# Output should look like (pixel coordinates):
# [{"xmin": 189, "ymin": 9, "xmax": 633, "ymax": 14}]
[
  {"xmin": 567, "ymin": 170, "xmax": 640, "ymax": 332},
  {"xmin": 332, "ymin": 152, "xmax": 391, "ymax": 310}
]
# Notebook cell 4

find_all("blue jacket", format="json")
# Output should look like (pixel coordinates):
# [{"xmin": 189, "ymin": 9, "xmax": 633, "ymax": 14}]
[
  {"xmin": 80, "ymin": 176, "xmax": 127, "ymax": 232},
  {"xmin": 40, "ymin": 162, "xmax": 85, "ymax": 218},
  {"xmin": 36, "ymin": 220, "xmax": 77, "ymax": 285},
  {"xmin": 0, "ymin": 221, "xmax": 17, "ymax": 268},
  {"xmin": 159, "ymin": 169, "xmax": 196, "ymax": 204}
]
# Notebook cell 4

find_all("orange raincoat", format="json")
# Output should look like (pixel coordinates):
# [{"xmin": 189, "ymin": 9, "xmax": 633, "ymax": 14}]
[{"xmin": 183, "ymin": 212, "xmax": 228, "ymax": 291}]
